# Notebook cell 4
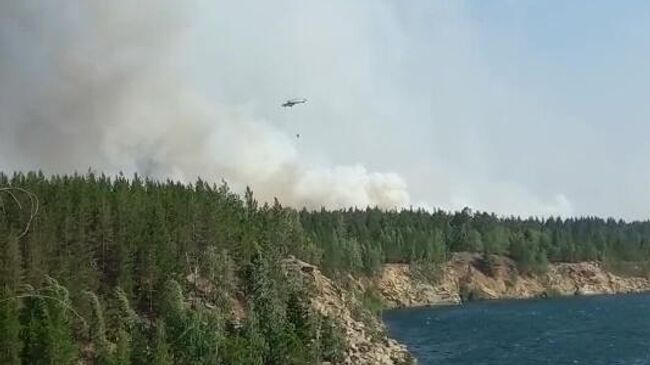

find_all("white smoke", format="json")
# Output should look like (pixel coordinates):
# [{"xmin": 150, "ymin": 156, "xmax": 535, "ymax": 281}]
[{"xmin": 0, "ymin": 0, "xmax": 410, "ymax": 209}]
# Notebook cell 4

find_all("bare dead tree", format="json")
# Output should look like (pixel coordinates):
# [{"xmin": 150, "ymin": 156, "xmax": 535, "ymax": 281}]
[{"xmin": 0, "ymin": 186, "xmax": 39, "ymax": 239}]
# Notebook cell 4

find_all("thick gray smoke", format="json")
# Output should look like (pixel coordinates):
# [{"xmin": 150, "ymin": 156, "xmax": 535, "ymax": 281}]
[{"xmin": 0, "ymin": 1, "xmax": 410, "ymax": 209}]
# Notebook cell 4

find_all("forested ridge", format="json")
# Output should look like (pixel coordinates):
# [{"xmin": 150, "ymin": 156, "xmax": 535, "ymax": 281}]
[
  {"xmin": 304, "ymin": 204, "xmax": 650, "ymax": 277},
  {"xmin": 0, "ymin": 172, "xmax": 343, "ymax": 365},
  {"xmin": 1, "ymin": 171, "xmax": 650, "ymax": 364}
]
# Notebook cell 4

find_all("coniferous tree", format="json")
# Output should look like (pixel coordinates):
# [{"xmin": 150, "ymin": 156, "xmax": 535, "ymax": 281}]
[
  {"xmin": 318, "ymin": 315, "xmax": 346, "ymax": 364},
  {"xmin": 86, "ymin": 291, "xmax": 114, "ymax": 365},
  {"xmin": 20, "ymin": 279, "xmax": 78, "ymax": 365},
  {"xmin": 0, "ymin": 288, "xmax": 21, "ymax": 365},
  {"xmin": 153, "ymin": 320, "xmax": 173, "ymax": 365}
]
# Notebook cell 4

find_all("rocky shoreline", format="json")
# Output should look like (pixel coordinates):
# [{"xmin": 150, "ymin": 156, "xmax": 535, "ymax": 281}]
[
  {"xmin": 284, "ymin": 257, "xmax": 414, "ymax": 365},
  {"xmin": 376, "ymin": 253, "xmax": 650, "ymax": 309},
  {"xmin": 285, "ymin": 253, "xmax": 650, "ymax": 364}
]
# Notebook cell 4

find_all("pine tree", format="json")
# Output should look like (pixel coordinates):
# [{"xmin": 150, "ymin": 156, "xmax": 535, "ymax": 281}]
[
  {"xmin": 110, "ymin": 288, "xmax": 137, "ymax": 365},
  {"xmin": 285, "ymin": 286, "xmax": 317, "ymax": 363},
  {"xmin": 246, "ymin": 249, "xmax": 290, "ymax": 364},
  {"xmin": 19, "ymin": 292, "xmax": 49, "ymax": 365},
  {"xmin": 86, "ymin": 291, "xmax": 114, "ymax": 365},
  {"xmin": 97, "ymin": 198, "xmax": 116, "ymax": 290},
  {"xmin": 20, "ymin": 279, "xmax": 78, "ymax": 365},
  {"xmin": 318, "ymin": 315, "xmax": 345, "ymax": 364},
  {"xmin": 0, "ymin": 234, "xmax": 21, "ymax": 293},
  {"xmin": 0, "ymin": 288, "xmax": 21, "ymax": 365},
  {"xmin": 152, "ymin": 320, "xmax": 173, "ymax": 365},
  {"xmin": 201, "ymin": 247, "xmax": 236, "ymax": 309}
]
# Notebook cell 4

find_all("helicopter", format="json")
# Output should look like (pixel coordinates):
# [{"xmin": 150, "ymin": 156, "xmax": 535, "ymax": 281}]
[
  {"xmin": 281, "ymin": 98, "xmax": 306, "ymax": 139},
  {"xmin": 281, "ymin": 98, "xmax": 307, "ymax": 107}
]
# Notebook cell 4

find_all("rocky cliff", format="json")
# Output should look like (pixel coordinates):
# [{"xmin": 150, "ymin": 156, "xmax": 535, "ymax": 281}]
[
  {"xmin": 281, "ymin": 253, "xmax": 650, "ymax": 364},
  {"xmin": 283, "ymin": 257, "xmax": 414, "ymax": 365},
  {"xmin": 376, "ymin": 252, "xmax": 650, "ymax": 308}
]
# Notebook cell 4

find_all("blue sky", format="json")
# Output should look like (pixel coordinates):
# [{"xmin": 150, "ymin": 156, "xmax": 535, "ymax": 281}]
[{"xmin": 462, "ymin": 1, "xmax": 650, "ymax": 218}]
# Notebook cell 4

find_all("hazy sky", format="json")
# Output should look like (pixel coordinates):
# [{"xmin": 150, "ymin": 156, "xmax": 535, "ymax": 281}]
[{"xmin": 2, "ymin": 1, "xmax": 650, "ymax": 219}]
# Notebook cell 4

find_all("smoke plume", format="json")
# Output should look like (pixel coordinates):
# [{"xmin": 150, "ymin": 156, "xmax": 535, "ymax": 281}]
[{"xmin": 0, "ymin": 0, "xmax": 410, "ymax": 209}]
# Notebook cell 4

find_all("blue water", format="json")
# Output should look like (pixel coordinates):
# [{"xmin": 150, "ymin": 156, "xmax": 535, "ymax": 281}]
[{"xmin": 383, "ymin": 294, "xmax": 650, "ymax": 365}]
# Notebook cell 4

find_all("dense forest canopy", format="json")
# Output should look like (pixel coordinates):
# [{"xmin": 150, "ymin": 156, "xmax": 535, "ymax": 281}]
[
  {"xmin": 1, "ymin": 171, "xmax": 649, "ymax": 364},
  {"xmin": 303, "ymin": 204, "xmax": 650, "ymax": 276},
  {"xmin": 0, "ymin": 172, "xmax": 343, "ymax": 365}
]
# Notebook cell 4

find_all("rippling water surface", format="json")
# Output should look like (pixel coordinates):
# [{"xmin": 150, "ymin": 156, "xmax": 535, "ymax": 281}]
[{"xmin": 383, "ymin": 294, "xmax": 650, "ymax": 365}]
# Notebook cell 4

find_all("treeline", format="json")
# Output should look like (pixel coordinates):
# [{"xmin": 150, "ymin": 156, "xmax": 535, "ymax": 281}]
[
  {"xmin": 2, "ymin": 172, "xmax": 650, "ymax": 364},
  {"xmin": 0, "ymin": 172, "xmax": 343, "ymax": 365},
  {"xmin": 302, "ymin": 206, "xmax": 650, "ymax": 276}
]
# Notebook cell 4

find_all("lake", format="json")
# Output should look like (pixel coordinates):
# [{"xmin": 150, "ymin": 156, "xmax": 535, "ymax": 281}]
[{"xmin": 383, "ymin": 294, "xmax": 650, "ymax": 365}]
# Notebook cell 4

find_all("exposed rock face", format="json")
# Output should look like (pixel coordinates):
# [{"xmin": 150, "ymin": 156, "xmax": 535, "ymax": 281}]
[
  {"xmin": 283, "ymin": 257, "xmax": 413, "ymax": 365},
  {"xmin": 376, "ymin": 253, "xmax": 650, "ymax": 308},
  {"xmin": 281, "ymin": 254, "xmax": 650, "ymax": 364},
  {"xmin": 545, "ymin": 262, "xmax": 650, "ymax": 296},
  {"xmin": 375, "ymin": 264, "xmax": 460, "ymax": 307}
]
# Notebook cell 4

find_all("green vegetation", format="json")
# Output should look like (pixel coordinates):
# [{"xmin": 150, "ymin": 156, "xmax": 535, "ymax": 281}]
[
  {"xmin": 302, "ymin": 206, "xmax": 650, "ymax": 276},
  {"xmin": 2, "ymin": 171, "xmax": 650, "ymax": 363},
  {"xmin": 0, "ymin": 172, "xmax": 343, "ymax": 364},
  {"xmin": 359, "ymin": 286, "xmax": 385, "ymax": 315}
]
